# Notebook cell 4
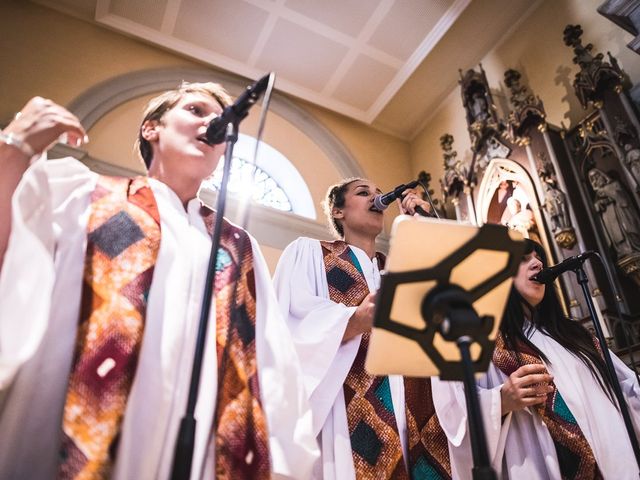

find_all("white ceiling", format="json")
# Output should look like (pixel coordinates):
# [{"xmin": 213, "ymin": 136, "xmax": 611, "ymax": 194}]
[{"xmin": 32, "ymin": 0, "xmax": 541, "ymax": 139}]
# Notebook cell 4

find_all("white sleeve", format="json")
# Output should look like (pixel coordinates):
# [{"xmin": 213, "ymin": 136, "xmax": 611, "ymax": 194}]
[
  {"xmin": 432, "ymin": 366, "xmax": 509, "ymax": 479},
  {"xmin": 611, "ymin": 350, "xmax": 640, "ymax": 432},
  {"xmin": 272, "ymin": 237, "xmax": 360, "ymax": 435},
  {"xmin": 0, "ymin": 157, "xmax": 96, "ymax": 391},
  {"xmin": 251, "ymin": 235, "xmax": 320, "ymax": 479}
]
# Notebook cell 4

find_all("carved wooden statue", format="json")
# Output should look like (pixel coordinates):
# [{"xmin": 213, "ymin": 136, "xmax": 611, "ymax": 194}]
[{"xmin": 588, "ymin": 168, "xmax": 640, "ymax": 257}]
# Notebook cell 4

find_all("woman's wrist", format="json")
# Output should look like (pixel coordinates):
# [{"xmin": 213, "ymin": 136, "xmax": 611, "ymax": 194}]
[{"xmin": 0, "ymin": 131, "xmax": 35, "ymax": 159}]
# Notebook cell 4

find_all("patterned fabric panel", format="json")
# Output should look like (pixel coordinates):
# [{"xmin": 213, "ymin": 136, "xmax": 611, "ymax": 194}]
[
  {"xmin": 59, "ymin": 176, "xmax": 161, "ymax": 479},
  {"xmin": 493, "ymin": 333, "xmax": 603, "ymax": 479},
  {"xmin": 321, "ymin": 240, "xmax": 408, "ymax": 479},
  {"xmin": 404, "ymin": 378, "xmax": 451, "ymax": 480},
  {"xmin": 201, "ymin": 208, "xmax": 270, "ymax": 479}
]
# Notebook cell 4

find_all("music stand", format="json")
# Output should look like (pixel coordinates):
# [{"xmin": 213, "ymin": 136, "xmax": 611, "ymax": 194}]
[{"xmin": 366, "ymin": 216, "xmax": 525, "ymax": 480}]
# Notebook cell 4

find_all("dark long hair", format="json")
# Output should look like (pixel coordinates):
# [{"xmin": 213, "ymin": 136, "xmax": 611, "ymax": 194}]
[{"xmin": 500, "ymin": 239, "xmax": 615, "ymax": 401}]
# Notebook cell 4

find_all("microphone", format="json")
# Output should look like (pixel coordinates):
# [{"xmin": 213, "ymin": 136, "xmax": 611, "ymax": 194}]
[
  {"xmin": 531, "ymin": 251, "xmax": 597, "ymax": 284},
  {"xmin": 373, "ymin": 180, "xmax": 431, "ymax": 216},
  {"xmin": 206, "ymin": 73, "xmax": 273, "ymax": 145}
]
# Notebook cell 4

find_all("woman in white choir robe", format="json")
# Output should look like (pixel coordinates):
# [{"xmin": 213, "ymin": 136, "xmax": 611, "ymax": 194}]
[
  {"xmin": 0, "ymin": 87, "xmax": 318, "ymax": 479},
  {"xmin": 273, "ymin": 178, "xmax": 458, "ymax": 480},
  {"xmin": 438, "ymin": 239, "xmax": 640, "ymax": 479}
]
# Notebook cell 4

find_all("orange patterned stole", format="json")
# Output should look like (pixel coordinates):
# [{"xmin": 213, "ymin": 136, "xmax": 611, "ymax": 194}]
[
  {"xmin": 320, "ymin": 240, "xmax": 451, "ymax": 480},
  {"xmin": 201, "ymin": 207, "xmax": 270, "ymax": 479},
  {"xmin": 58, "ymin": 177, "xmax": 270, "ymax": 479},
  {"xmin": 58, "ymin": 176, "xmax": 161, "ymax": 478},
  {"xmin": 404, "ymin": 379, "xmax": 452, "ymax": 479},
  {"xmin": 493, "ymin": 332, "xmax": 603, "ymax": 479}
]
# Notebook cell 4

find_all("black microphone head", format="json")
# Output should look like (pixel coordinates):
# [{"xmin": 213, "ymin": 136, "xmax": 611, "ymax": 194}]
[
  {"xmin": 205, "ymin": 72, "xmax": 274, "ymax": 146},
  {"xmin": 530, "ymin": 250, "xmax": 597, "ymax": 284},
  {"xmin": 531, "ymin": 269, "xmax": 555, "ymax": 284},
  {"xmin": 205, "ymin": 114, "xmax": 229, "ymax": 145},
  {"xmin": 373, "ymin": 194, "xmax": 390, "ymax": 211}
]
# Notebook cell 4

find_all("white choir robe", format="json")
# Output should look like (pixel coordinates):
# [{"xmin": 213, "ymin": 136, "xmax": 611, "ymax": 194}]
[
  {"xmin": 273, "ymin": 237, "xmax": 478, "ymax": 479},
  {"xmin": 0, "ymin": 157, "xmax": 319, "ymax": 480},
  {"xmin": 477, "ymin": 326, "xmax": 640, "ymax": 479}
]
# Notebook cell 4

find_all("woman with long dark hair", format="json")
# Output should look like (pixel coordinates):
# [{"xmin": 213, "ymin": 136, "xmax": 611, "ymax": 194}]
[{"xmin": 487, "ymin": 239, "xmax": 640, "ymax": 479}]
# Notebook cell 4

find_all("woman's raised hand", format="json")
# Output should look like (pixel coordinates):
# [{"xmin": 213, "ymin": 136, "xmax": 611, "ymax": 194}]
[
  {"xmin": 500, "ymin": 363, "xmax": 554, "ymax": 414},
  {"xmin": 3, "ymin": 97, "xmax": 87, "ymax": 160},
  {"xmin": 342, "ymin": 292, "xmax": 377, "ymax": 343},
  {"xmin": 398, "ymin": 188, "xmax": 431, "ymax": 216}
]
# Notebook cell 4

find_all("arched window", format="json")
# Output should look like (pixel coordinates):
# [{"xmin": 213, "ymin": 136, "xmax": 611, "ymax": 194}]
[{"xmin": 202, "ymin": 133, "xmax": 316, "ymax": 219}]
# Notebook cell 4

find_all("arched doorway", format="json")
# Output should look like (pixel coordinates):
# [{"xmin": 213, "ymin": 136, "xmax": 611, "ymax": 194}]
[{"xmin": 476, "ymin": 158, "xmax": 554, "ymax": 260}]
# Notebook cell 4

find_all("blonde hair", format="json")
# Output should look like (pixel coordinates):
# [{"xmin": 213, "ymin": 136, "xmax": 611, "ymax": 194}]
[{"xmin": 136, "ymin": 81, "xmax": 233, "ymax": 168}]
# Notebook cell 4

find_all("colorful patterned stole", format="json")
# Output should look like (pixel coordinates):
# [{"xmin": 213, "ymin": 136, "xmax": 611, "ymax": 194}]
[
  {"xmin": 404, "ymin": 379, "xmax": 451, "ymax": 480},
  {"xmin": 58, "ymin": 177, "xmax": 270, "ymax": 479},
  {"xmin": 320, "ymin": 240, "xmax": 451, "ymax": 480},
  {"xmin": 201, "ymin": 207, "xmax": 270, "ymax": 479},
  {"xmin": 59, "ymin": 176, "xmax": 161, "ymax": 478},
  {"xmin": 493, "ymin": 332, "xmax": 603, "ymax": 480}
]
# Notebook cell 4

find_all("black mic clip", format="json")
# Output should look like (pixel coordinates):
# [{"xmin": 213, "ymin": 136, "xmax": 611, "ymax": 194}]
[
  {"xmin": 206, "ymin": 73, "xmax": 273, "ymax": 145},
  {"xmin": 531, "ymin": 250, "xmax": 596, "ymax": 284}
]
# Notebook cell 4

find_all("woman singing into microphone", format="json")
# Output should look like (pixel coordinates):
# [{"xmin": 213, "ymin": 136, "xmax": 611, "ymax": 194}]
[
  {"xmin": 273, "ymin": 178, "xmax": 452, "ymax": 479},
  {"xmin": 445, "ymin": 239, "xmax": 640, "ymax": 479}
]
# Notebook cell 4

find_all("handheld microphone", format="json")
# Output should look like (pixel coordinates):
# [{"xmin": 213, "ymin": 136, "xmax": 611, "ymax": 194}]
[
  {"xmin": 531, "ymin": 251, "xmax": 597, "ymax": 284},
  {"xmin": 373, "ymin": 180, "xmax": 429, "ymax": 216},
  {"xmin": 205, "ymin": 72, "xmax": 273, "ymax": 145}
]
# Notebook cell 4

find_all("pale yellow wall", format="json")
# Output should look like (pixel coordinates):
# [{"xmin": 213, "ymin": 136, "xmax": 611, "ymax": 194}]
[
  {"xmin": 0, "ymin": 2, "xmax": 195, "ymax": 124},
  {"xmin": 410, "ymin": 0, "xmax": 640, "ymax": 193},
  {"xmin": 303, "ymin": 103, "xmax": 413, "ymax": 230}
]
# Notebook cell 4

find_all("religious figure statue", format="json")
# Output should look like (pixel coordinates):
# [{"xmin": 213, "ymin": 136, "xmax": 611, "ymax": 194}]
[
  {"xmin": 470, "ymin": 91, "xmax": 489, "ymax": 122},
  {"xmin": 487, "ymin": 180, "xmax": 514, "ymax": 224},
  {"xmin": 588, "ymin": 168, "xmax": 640, "ymax": 257},
  {"xmin": 622, "ymin": 142, "xmax": 640, "ymax": 191},
  {"xmin": 541, "ymin": 176, "xmax": 571, "ymax": 232},
  {"xmin": 441, "ymin": 134, "xmax": 467, "ymax": 198},
  {"xmin": 505, "ymin": 197, "xmax": 534, "ymax": 238},
  {"xmin": 504, "ymin": 69, "xmax": 532, "ymax": 110}
]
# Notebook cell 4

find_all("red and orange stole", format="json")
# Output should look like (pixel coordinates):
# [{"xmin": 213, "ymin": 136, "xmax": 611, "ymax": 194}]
[
  {"xmin": 58, "ymin": 176, "xmax": 269, "ymax": 479},
  {"xmin": 201, "ymin": 207, "xmax": 270, "ymax": 479},
  {"xmin": 320, "ymin": 240, "xmax": 451, "ymax": 480},
  {"xmin": 493, "ymin": 332, "xmax": 603, "ymax": 479}
]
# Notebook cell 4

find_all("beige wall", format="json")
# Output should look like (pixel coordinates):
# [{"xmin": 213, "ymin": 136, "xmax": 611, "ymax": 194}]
[
  {"xmin": 0, "ymin": 2, "xmax": 195, "ymax": 124},
  {"xmin": 409, "ymin": 0, "xmax": 640, "ymax": 193}
]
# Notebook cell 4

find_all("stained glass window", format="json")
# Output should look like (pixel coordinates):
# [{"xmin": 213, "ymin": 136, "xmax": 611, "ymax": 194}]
[
  {"xmin": 200, "ymin": 134, "xmax": 315, "ymax": 219},
  {"xmin": 205, "ymin": 156, "xmax": 293, "ymax": 212}
]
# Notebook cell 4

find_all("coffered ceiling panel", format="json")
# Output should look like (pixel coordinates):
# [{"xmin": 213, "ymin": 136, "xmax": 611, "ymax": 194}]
[
  {"xmin": 255, "ymin": 18, "xmax": 349, "ymax": 92},
  {"xmin": 333, "ymin": 54, "xmax": 397, "ymax": 111},
  {"xmin": 109, "ymin": 0, "xmax": 167, "ymax": 30},
  {"xmin": 86, "ymin": 0, "xmax": 472, "ymax": 124},
  {"xmin": 32, "ymin": 0, "xmax": 541, "ymax": 138},
  {"xmin": 173, "ymin": 0, "xmax": 268, "ymax": 62},
  {"xmin": 368, "ymin": 0, "xmax": 450, "ymax": 59},
  {"xmin": 284, "ymin": 0, "xmax": 371, "ymax": 37}
]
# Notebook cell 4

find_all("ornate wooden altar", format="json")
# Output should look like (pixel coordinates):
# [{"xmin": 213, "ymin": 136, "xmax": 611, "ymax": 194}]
[{"xmin": 437, "ymin": 24, "xmax": 640, "ymax": 348}]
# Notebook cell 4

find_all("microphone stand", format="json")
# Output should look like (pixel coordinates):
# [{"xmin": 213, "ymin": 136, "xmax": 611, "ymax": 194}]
[
  {"xmin": 574, "ymin": 265, "xmax": 640, "ymax": 469},
  {"xmin": 427, "ymin": 288, "xmax": 497, "ymax": 480},
  {"xmin": 170, "ymin": 121, "xmax": 238, "ymax": 480}
]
